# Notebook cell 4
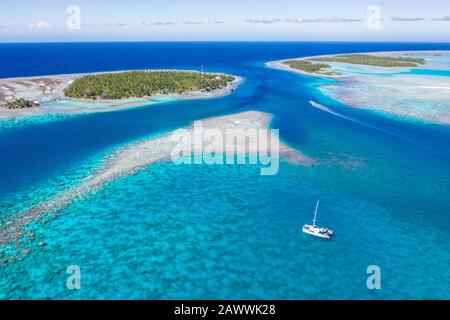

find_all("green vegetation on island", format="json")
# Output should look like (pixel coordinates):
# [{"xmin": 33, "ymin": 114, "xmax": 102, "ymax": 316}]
[
  {"xmin": 281, "ymin": 53, "xmax": 427, "ymax": 76},
  {"xmin": 281, "ymin": 60, "xmax": 338, "ymax": 75},
  {"xmin": 309, "ymin": 54, "xmax": 425, "ymax": 68},
  {"xmin": 64, "ymin": 71, "xmax": 235, "ymax": 100},
  {"xmin": 1, "ymin": 98, "xmax": 34, "ymax": 109}
]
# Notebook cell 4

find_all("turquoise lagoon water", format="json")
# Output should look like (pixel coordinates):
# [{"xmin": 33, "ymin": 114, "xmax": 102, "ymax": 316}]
[
  {"xmin": 317, "ymin": 55, "xmax": 450, "ymax": 126},
  {"xmin": 0, "ymin": 43, "xmax": 449, "ymax": 299}
]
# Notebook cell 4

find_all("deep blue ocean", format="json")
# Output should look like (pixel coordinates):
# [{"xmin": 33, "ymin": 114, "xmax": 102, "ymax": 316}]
[{"xmin": 0, "ymin": 42, "xmax": 449, "ymax": 299}]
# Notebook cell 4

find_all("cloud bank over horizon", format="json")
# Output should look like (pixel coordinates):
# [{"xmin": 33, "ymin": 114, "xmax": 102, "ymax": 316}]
[{"xmin": 0, "ymin": 0, "xmax": 448, "ymax": 42}]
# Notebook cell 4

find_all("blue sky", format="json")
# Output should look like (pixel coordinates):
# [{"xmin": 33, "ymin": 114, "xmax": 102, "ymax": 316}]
[{"xmin": 0, "ymin": 0, "xmax": 449, "ymax": 42}]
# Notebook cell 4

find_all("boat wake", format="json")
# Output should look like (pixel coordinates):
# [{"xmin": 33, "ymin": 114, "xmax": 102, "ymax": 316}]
[
  {"xmin": 309, "ymin": 100, "xmax": 450, "ymax": 161},
  {"xmin": 309, "ymin": 100, "xmax": 386, "ymax": 132}
]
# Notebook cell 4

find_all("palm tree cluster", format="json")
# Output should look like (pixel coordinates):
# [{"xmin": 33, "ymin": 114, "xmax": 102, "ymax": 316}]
[
  {"xmin": 64, "ymin": 71, "xmax": 235, "ymax": 100},
  {"xmin": 282, "ymin": 60, "xmax": 333, "ymax": 74},
  {"xmin": 310, "ymin": 54, "xmax": 425, "ymax": 68},
  {"xmin": 1, "ymin": 98, "xmax": 34, "ymax": 109}
]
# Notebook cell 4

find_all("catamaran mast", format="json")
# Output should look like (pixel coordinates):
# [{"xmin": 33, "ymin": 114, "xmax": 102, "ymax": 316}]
[{"xmin": 312, "ymin": 200, "xmax": 319, "ymax": 227}]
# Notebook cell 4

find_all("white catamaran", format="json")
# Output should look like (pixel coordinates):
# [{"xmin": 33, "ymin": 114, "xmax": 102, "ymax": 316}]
[{"xmin": 302, "ymin": 200, "xmax": 333, "ymax": 239}]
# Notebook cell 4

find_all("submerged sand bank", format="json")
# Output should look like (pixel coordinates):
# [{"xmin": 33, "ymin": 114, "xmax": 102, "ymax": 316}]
[{"xmin": 0, "ymin": 110, "xmax": 312, "ymax": 253}]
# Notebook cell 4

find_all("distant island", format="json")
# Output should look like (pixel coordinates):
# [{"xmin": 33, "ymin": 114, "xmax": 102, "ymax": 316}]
[
  {"xmin": 272, "ymin": 53, "xmax": 426, "ymax": 77},
  {"xmin": 64, "ymin": 71, "xmax": 235, "ymax": 100},
  {"xmin": 281, "ymin": 60, "xmax": 336, "ymax": 76},
  {"xmin": 269, "ymin": 50, "xmax": 450, "ymax": 125},
  {"xmin": 309, "ymin": 54, "xmax": 425, "ymax": 68}
]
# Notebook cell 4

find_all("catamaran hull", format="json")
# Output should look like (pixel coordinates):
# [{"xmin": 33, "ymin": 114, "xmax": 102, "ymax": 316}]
[{"xmin": 302, "ymin": 225, "xmax": 332, "ymax": 239}]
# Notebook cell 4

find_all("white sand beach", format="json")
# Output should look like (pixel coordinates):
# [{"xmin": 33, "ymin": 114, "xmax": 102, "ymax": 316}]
[{"xmin": 0, "ymin": 71, "xmax": 243, "ymax": 120}]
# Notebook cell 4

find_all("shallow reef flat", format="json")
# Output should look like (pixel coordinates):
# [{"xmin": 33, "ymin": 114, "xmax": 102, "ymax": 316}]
[
  {"xmin": 270, "ymin": 51, "xmax": 450, "ymax": 125},
  {"xmin": 320, "ymin": 71, "xmax": 450, "ymax": 125},
  {"xmin": 0, "ymin": 110, "xmax": 312, "ymax": 258}
]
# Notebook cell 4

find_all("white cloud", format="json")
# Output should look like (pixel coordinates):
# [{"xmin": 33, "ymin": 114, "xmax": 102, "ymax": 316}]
[
  {"xmin": 142, "ymin": 20, "xmax": 175, "ymax": 26},
  {"xmin": 431, "ymin": 15, "xmax": 450, "ymax": 21},
  {"xmin": 105, "ymin": 22, "xmax": 131, "ymax": 27},
  {"xmin": 286, "ymin": 17, "xmax": 362, "ymax": 23},
  {"xmin": 182, "ymin": 21, "xmax": 203, "ymax": 25},
  {"xmin": 246, "ymin": 18, "xmax": 281, "ymax": 24},
  {"xmin": 391, "ymin": 16, "xmax": 425, "ymax": 22},
  {"xmin": 29, "ymin": 21, "xmax": 53, "ymax": 28}
]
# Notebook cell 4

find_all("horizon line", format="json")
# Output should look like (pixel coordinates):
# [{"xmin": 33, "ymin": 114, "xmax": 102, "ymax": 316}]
[{"xmin": 1, "ymin": 40, "xmax": 450, "ymax": 44}]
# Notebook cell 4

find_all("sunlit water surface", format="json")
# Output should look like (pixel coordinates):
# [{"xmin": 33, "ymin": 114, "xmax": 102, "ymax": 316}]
[{"xmin": 0, "ymin": 42, "xmax": 449, "ymax": 299}]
